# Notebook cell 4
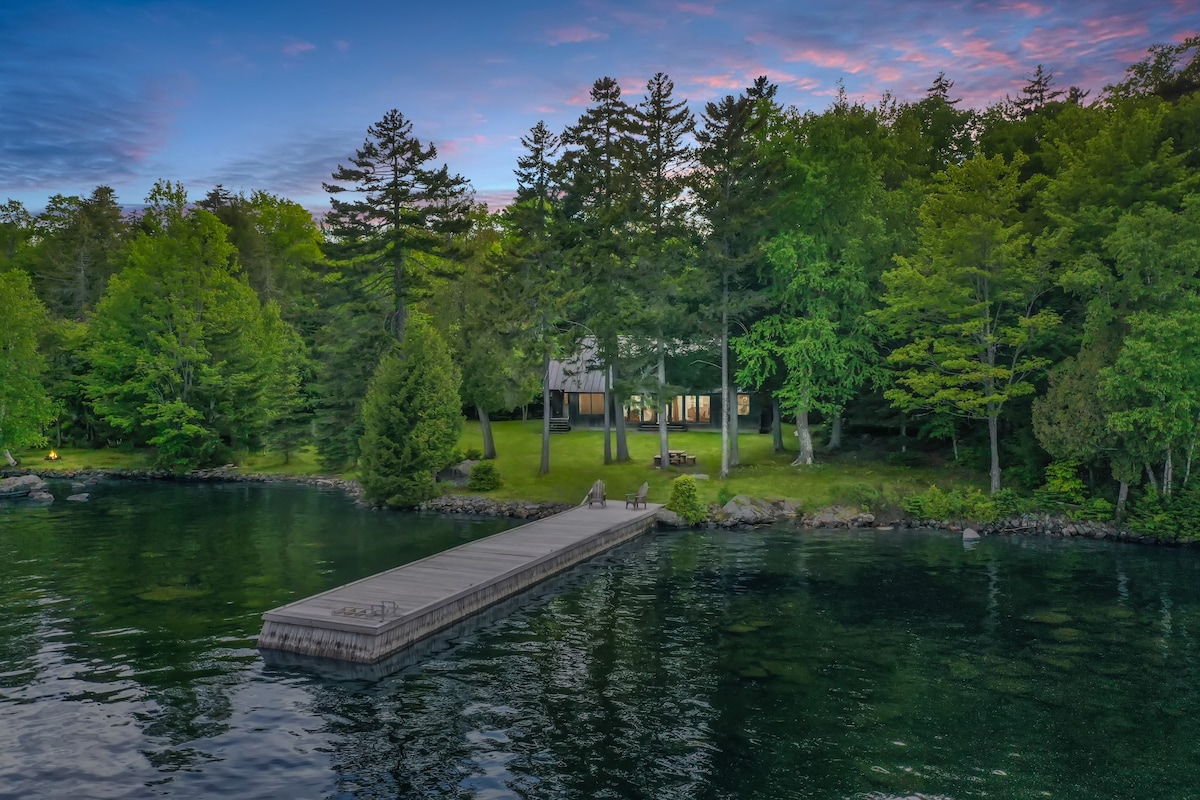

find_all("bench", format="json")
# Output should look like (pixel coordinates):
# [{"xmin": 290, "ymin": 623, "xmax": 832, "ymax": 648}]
[
  {"xmin": 653, "ymin": 450, "xmax": 697, "ymax": 467},
  {"xmin": 585, "ymin": 479, "xmax": 606, "ymax": 508},
  {"xmin": 625, "ymin": 482, "xmax": 649, "ymax": 509}
]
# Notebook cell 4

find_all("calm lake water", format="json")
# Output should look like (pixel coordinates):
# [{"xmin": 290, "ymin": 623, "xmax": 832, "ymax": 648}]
[{"xmin": 2, "ymin": 481, "xmax": 1199, "ymax": 799}]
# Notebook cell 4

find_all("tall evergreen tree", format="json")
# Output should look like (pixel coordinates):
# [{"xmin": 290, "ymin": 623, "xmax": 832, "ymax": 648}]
[
  {"xmin": 692, "ymin": 80, "xmax": 778, "ymax": 479},
  {"xmin": 630, "ymin": 72, "xmax": 698, "ymax": 470},
  {"xmin": 560, "ymin": 77, "xmax": 640, "ymax": 464},
  {"xmin": 509, "ymin": 120, "xmax": 567, "ymax": 475},
  {"xmin": 323, "ymin": 109, "xmax": 473, "ymax": 340}
]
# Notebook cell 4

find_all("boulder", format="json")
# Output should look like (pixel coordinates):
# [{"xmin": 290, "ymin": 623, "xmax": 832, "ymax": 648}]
[
  {"xmin": 655, "ymin": 508, "xmax": 690, "ymax": 528},
  {"xmin": 1, "ymin": 474, "xmax": 47, "ymax": 493},
  {"xmin": 963, "ymin": 527, "xmax": 981, "ymax": 541},
  {"xmin": 67, "ymin": 493, "xmax": 90, "ymax": 502},
  {"xmin": 721, "ymin": 495, "xmax": 779, "ymax": 526},
  {"xmin": 27, "ymin": 491, "xmax": 54, "ymax": 504}
]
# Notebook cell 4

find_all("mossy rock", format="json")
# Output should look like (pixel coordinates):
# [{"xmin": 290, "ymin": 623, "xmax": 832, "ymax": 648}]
[
  {"xmin": 1050, "ymin": 627, "xmax": 1084, "ymax": 641},
  {"xmin": 946, "ymin": 658, "xmax": 981, "ymax": 680},
  {"xmin": 1023, "ymin": 610, "xmax": 1072, "ymax": 625},
  {"xmin": 725, "ymin": 624, "xmax": 757, "ymax": 635},
  {"xmin": 138, "ymin": 585, "xmax": 208, "ymax": 602},
  {"xmin": 1034, "ymin": 642, "xmax": 1093, "ymax": 656},
  {"xmin": 760, "ymin": 660, "xmax": 812, "ymax": 684},
  {"xmin": 987, "ymin": 676, "xmax": 1032, "ymax": 696},
  {"xmin": 1034, "ymin": 654, "xmax": 1074, "ymax": 671}
]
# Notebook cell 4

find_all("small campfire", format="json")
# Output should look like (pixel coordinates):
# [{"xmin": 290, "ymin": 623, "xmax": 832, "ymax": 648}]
[{"xmin": 45, "ymin": 450, "xmax": 61, "ymax": 461}]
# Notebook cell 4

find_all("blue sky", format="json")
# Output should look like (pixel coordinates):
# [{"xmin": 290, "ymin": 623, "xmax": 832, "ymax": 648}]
[{"xmin": 2, "ymin": 0, "xmax": 1196, "ymax": 212}]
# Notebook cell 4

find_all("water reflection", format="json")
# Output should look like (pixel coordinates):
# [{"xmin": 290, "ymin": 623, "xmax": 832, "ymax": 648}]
[{"xmin": 3, "ymin": 484, "xmax": 1200, "ymax": 798}]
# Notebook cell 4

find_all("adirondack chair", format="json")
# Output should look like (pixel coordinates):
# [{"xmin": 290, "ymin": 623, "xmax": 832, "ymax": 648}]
[
  {"xmin": 586, "ymin": 479, "xmax": 606, "ymax": 508},
  {"xmin": 625, "ymin": 482, "xmax": 649, "ymax": 509}
]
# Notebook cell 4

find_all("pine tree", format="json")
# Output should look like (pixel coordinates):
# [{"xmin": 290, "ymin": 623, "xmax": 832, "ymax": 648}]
[
  {"xmin": 630, "ymin": 72, "xmax": 698, "ymax": 470},
  {"xmin": 359, "ymin": 315, "xmax": 462, "ymax": 508},
  {"xmin": 508, "ymin": 120, "xmax": 566, "ymax": 475},
  {"xmin": 692, "ymin": 80, "xmax": 778, "ymax": 478},
  {"xmin": 560, "ymin": 77, "xmax": 640, "ymax": 464},
  {"xmin": 323, "ymin": 109, "xmax": 473, "ymax": 340}
]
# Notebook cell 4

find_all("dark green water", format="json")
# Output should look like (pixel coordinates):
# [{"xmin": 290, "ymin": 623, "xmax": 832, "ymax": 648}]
[{"xmin": 2, "ymin": 482, "xmax": 1200, "ymax": 799}]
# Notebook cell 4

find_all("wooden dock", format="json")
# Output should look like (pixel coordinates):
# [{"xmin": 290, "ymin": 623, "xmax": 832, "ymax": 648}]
[{"xmin": 258, "ymin": 502, "xmax": 662, "ymax": 664}]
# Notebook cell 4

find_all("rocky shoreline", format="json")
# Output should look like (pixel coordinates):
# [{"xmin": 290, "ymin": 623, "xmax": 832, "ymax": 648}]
[{"xmin": 2, "ymin": 466, "xmax": 1185, "ymax": 546}]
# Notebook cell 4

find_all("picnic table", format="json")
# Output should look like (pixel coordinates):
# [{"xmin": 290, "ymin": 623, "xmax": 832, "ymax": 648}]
[{"xmin": 653, "ymin": 450, "xmax": 697, "ymax": 466}]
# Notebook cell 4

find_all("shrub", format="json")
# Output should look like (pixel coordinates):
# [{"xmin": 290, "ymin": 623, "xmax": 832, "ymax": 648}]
[
  {"xmin": 665, "ymin": 475, "xmax": 707, "ymax": 525},
  {"xmin": 1035, "ymin": 460, "xmax": 1087, "ymax": 507},
  {"xmin": 902, "ymin": 485, "xmax": 999, "ymax": 523},
  {"xmin": 836, "ymin": 481, "xmax": 880, "ymax": 512},
  {"xmin": 462, "ymin": 447, "xmax": 484, "ymax": 461},
  {"xmin": 716, "ymin": 484, "xmax": 735, "ymax": 507},
  {"xmin": 467, "ymin": 460, "xmax": 501, "ymax": 491}
]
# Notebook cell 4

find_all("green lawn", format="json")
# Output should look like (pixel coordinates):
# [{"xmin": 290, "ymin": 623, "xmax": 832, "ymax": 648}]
[
  {"xmin": 453, "ymin": 420, "xmax": 982, "ymax": 511},
  {"xmin": 14, "ymin": 422, "xmax": 982, "ymax": 514}
]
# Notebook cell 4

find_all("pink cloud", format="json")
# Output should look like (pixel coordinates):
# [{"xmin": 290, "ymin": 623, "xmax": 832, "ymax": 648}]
[
  {"xmin": 1173, "ymin": 29, "xmax": 1199, "ymax": 43},
  {"xmin": 999, "ymin": 1, "xmax": 1048, "ymax": 19},
  {"xmin": 282, "ymin": 40, "xmax": 316, "ymax": 56},
  {"xmin": 937, "ymin": 36, "xmax": 1019, "ymax": 71},
  {"xmin": 1082, "ymin": 17, "xmax": 1149, "ymax": 45},
  {"xmin": 440, "ymin": 134, "xmax": 490, "ymax": 156},
  {"xmin": 781, "ymin": 46, "xmax": 871, "ymax": 74},
  {"xmin": 546, "ymin": 25, "xmax": 608, "ymax": 45},
  {"xmin": 874, "ymin": 65, "xmax": 903, "ymax": 83},
  {"xmin": 676, "ymin": 1, "xmax": 718, "ymax": 15}
]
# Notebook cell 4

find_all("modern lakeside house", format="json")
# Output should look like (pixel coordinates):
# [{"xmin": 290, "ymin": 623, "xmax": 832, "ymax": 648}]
[{"xmin": 545, "ymin": 341, "xmax": 767, "ymax": 432}]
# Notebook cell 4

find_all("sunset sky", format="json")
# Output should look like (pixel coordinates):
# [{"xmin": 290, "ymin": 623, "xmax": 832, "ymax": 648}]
[{"xmin": 2, "ymin": 0, "xmax": 1196, "ymax": 212}]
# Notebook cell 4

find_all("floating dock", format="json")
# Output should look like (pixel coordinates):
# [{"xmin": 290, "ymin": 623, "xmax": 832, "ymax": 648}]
[{"xmin": 258, "ymin": 503, "xmax": 661, "ymax": 664}]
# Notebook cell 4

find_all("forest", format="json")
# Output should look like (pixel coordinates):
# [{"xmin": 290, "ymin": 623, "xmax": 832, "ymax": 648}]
[{"xmin": 1, "ymin": 38, "xmax": 1198, "ymax": 520}]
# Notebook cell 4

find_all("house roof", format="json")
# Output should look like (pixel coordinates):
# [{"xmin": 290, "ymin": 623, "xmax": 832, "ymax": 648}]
[{"xmin": 547, "ymin": 339, "xmax": 607, "ymax": 393}]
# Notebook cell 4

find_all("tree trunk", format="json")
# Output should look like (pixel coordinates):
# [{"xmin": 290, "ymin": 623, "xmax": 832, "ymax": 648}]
[
  {"xmin": 1164, "ymin": 448, "xmax": 1174, "ymax": 496},
  {"xmin": 540, "ymin": 351, "xmax": 550, "ymax": 475},
  {"xmin": 658, "ymin": 339, "xmax": 669, "ymax": 470},
  {"xmin": 602, "ymin": 363, "xmax": 612, "ymax": 465},
  {"xmin": 952, "ymin": 432, "xmax": 959, "ymax": 462},
  {"xmin": 613, "ymin": 366, "xmax": 630, "ymax": 462},
  {"xmin": 771, "ymin": 396, "xmax": 784, "ymax": 453},
  {"xmin": 1117, "ymin": 479, "xmax": 1129, "ymax": 514},
  {"xmin": 477, "ymin": 405, "xmax": 496, "ymax": 460},
  {"xmin": 720, "ymin": 286, "xmax": 730, "ymax": 480},
  {"xmin": 987, "ymin": 410, "xmax": 1001, "ymax": 494},
  {"xmin": 827, "ymin": 415, "xmax": 843, "ymax": 450},
  {"xmin": 730, "ymin": 398, "xmax": 740, "ymax": 466},
  {"xmin": 793, "ymin": 409, "xmax": 814, "ymax": 466},
  {"xmin": 3, "ymin": 449, "xmax": 16, "ymax": 467},
  {"xmin": 1146, "ymin": 463, "xmax": 1159, "ymax": 491}
]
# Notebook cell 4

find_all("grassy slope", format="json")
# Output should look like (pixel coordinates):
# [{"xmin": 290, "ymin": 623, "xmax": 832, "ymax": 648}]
[{"xmin": 16, "ymin": 421, "xmax": 982, "ymax": 511}]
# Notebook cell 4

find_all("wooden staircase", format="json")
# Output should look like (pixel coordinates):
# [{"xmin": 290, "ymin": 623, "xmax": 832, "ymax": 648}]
[{"xmin": 549, "ymin": 418, "xmax": 571, "ymax": 433}]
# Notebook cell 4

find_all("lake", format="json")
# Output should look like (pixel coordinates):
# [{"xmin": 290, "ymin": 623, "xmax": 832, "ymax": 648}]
[{"xmin": 2, "ymin": 480, "xmax": 1199, "ymax": 799}]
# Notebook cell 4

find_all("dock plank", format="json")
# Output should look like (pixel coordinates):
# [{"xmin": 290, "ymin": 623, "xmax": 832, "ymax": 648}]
[{"xmin": 259, "ymin": 503, "xmax": 661, "ymax": 663}]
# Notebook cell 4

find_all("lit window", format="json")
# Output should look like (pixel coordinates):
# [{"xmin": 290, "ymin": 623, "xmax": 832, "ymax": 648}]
[
  {"xmin": 737, "ymin": 394, "xmax": 750, "ymax": 416},
  {"xmin": 578, "ymin": 393, "xmax": 605, "ymax": 415}
]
